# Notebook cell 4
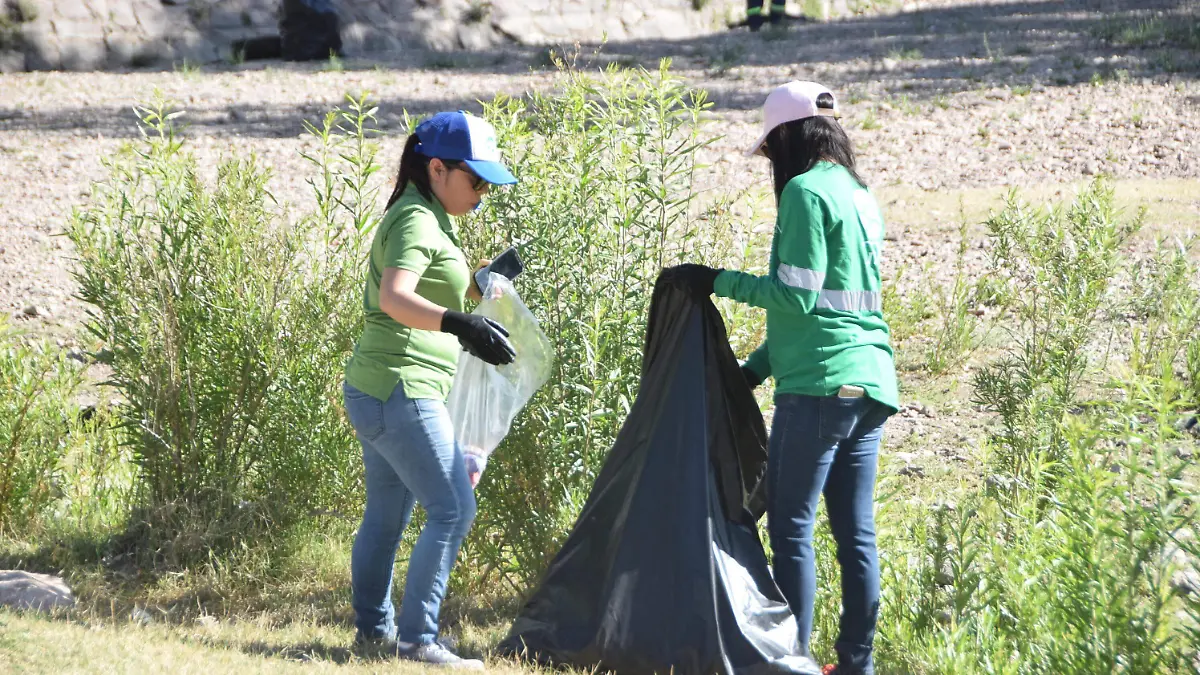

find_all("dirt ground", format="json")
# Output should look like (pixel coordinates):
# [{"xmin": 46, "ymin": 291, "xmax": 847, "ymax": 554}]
[{"xmin": 1, "ymin": 0, "xmax": 1198, "ymax": 477}]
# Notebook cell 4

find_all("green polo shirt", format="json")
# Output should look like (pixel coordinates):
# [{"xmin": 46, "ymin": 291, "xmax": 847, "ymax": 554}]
[{"xmin": 344, "ymin": 186, "xmax": 470, "ymax": 402}]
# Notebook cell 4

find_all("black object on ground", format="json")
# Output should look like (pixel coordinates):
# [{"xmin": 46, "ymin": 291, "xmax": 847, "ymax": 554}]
[
  {"xmin": 729, "ymin": 13, "xmax": 811, "ymax": 30},
  {"xmin": 231, "ymin": 36, "xmax": 283, "ymax": 61},
  {"xmin": 499, "ymin": 279, "xmax": 819, "ymax": 675},
  {"xmin": 280, "ymin": 0, "xmax": 342, "ymax": 62}
]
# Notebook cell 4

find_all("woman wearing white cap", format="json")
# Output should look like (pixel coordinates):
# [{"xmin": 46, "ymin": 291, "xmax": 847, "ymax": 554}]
[
  {"xmin": 341, "ymin": 111, "xmax": 519, "ymax": 668},
  {"xmin": 662, "ymin": 82, "xmax": 898, "ymax": 675}
]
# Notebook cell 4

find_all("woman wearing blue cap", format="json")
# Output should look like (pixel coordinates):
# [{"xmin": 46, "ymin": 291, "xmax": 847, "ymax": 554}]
[{"xmin": 341, "ymin": 111, "xmax": 518, "ymax": 668}]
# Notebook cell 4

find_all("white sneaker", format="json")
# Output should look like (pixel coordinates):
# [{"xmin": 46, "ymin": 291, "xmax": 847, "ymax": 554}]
[{"xmin": 398, "ymin": 641, "xmax": 485, "ymax": 670}]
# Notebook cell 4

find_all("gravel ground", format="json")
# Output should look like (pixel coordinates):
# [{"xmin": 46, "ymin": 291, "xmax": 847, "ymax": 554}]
[{"xmin": 1, "ymin": 0, "xmax": 1197, "ymax": 472}]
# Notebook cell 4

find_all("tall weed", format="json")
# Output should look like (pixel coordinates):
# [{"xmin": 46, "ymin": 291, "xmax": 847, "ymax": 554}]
[
  {"xmin": 972, "ymin": 180, "xmax": 1140, "ymax": 482},
  {"xmin": 925, "ymin": 219, "xmax": 985, "ymax": 375},
  {"xmin": 67, "ymin": 96, "xmax": 377, "ymax": 560},
  {"xmin": 0, "ymin": 319, "xmax": 84, "ymax": 532},
  {"xmin": 873, "ymin": 377, "xmax": 1195, "ymax": 674},
  {"xmin": 456, "ymin": 60, "xmax": 744, "ymax": 588},
  {"xmin": 1125, "ymin": 235, "xmax": 1200, "ymax": 379}
]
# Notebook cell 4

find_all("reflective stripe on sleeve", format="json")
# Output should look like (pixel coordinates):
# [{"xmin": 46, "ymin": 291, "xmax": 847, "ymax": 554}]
[{"xmin": 778, "ymin": 264, "xmax": 825, "ymax": 291}]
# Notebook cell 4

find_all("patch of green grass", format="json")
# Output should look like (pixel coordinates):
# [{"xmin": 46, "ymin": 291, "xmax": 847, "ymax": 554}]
[
  {"xmin": 174, "ymin": 59, "xmax": 200, "ymax": 75},
  {"xmin": 800, "ymin": 0, "xmax": 826, "ymax": 21},
  {"xmin": 932, "ymin": 94, "xmax": 950, "ymax": 110},
  {"xmin": 860, "ymin": 108, "xmax": 881, "ymax": 130},
  {"xmin": 0, "ymin": 603, "xmax": 539, "ymax": 674},
  {"xmin": 1012, "ymin": 84, "xmax": 1032, "ymax": 97},
  {"xmin": 709, "ymin": 42, "xmax": 746, "ymax": 76},
  {"xmin": 322, "ymin": 51, "xmax": 344, "ymax": 72},
  {"xmin": 894, "ymin": 94, "xmax": 921, "ymax": 116},
  {"xmin": 887, "ymin": 46, "xmax": 923, "ymax": 61},
  {"xmin": 982, "ymin": 32, "xmax": 1001, "ymax": 60},
  {"xmin": 1153, "ymin": 50, "xmax": 1187, "ymax": 73},
  {"xmin": 1093, "ymin": 15, "xmax": 1200, "ymax": 50}
]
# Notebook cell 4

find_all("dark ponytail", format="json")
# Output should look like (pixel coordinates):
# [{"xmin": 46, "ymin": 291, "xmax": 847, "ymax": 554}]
[
  {"xmin": 385, "ymin": 132, "xmax": 433, "ymax": 210},
  {"xmin": 764, "ymin": 92, "xmax": 866, "ymax": 204}
]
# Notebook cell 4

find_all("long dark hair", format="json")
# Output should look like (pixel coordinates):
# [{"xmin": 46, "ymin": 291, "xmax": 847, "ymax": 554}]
[
  {"xmin": 764, "ymin": 93, "xmax": 865, "ymax": 203},
  {"xmin": 385, "ymin": 133, "xmax": 433, "ymax": 209}
]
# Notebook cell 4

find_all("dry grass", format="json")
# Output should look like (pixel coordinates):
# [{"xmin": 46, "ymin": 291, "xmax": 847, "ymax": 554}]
[{"xmin": 0, "ymin": 607, "xmax": 546, "ymax": 674}]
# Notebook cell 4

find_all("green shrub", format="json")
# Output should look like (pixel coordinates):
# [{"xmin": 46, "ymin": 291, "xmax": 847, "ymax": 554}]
[
  {"xmin": 456, "ymin": 60, "xmax": 745, "ymax": 588},
  {"xmin": 1125, "ymin": 235, "xmax": 1200, "ymax": 379},
  {"xmin": 972, "ymin": 180, "xmax": 1140, "ymax": 482},
  {"xmin": 925, "ymin": 219, "xmax": 984, "ymax": 375},
  {"xmin": 1093, "ymin": 15, "xmax": 1200, "ymax": 51},
  {"xmin": 67, "ymin": 96, "xmax": 377, "ymax": 559},
  {"xmin": 869, "ymin": 378, "xmax": 1196, "ymax": 674},
  {"xmin": 49, "ymin": 404, "xmax": 133, "ymax": 538},
  {"xmin": 0, "ymin": 319, "xmax": 84, "ymax": 532}
]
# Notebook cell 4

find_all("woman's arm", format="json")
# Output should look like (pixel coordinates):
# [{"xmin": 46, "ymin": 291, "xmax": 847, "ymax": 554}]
[
  {"xmin": 715, "ymin": 184, "xmax": 827, "ymax": 314},
  {"xmin": 379, "ymin": 267, "xmax": 446, "ymax": 331}
]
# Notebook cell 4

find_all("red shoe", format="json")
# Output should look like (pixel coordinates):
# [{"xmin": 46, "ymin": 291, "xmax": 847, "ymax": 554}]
[{"xmin": 821, "ymin": 667, "xmax": 838, "ymax": 675}]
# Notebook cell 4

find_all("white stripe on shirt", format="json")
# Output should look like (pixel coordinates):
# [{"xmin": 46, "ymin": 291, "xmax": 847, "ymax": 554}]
[
  {"xmin": 816, "ymin": 289, "xmax": 882, "ymax": 312},
  {"xmin": 778, "ymin": 264, "xmax": 825, "ymax": 291}
]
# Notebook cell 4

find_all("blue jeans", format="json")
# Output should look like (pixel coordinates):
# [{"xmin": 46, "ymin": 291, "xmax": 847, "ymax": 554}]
[
  {"xmin": 767, "ymin": 393, "xmax": 890, "ymax": 675},
  {"xmin": 342, "ymin": 382, "xmax": 476, "ymax": 645}
]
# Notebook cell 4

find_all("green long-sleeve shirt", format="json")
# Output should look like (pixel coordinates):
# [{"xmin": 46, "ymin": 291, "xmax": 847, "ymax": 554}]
[{"xmin": 715, "ymin": 162, "xmax": 898, "ymax": 411}]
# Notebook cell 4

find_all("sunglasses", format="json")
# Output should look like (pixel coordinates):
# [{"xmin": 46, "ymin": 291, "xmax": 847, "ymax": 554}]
[{"xmin": 444, "ymin": 160, "xmax": 489, "ymax": 193}]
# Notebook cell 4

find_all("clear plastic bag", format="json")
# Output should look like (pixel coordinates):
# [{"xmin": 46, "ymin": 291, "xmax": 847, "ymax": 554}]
[{"xmin": 447, "ymin": 273, "xmax": 553, "ymax": 487}]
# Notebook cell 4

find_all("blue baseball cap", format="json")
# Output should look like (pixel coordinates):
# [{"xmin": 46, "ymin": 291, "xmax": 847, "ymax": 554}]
[{"xmin": 413, "ymin": 111, "xmax": 517, "ymax": 186}]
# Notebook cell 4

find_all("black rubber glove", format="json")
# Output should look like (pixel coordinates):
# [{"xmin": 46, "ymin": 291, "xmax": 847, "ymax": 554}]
[
  {"xmin": 441, "ymin": 310, "xmax": 516, "ymax": 366},
  {"xmin": 661, "ymin": 264, "xmax": 722, "ymax": 299},
  {"xmin": 741, "ymin": 365, "xmax": 766, "ymax": 389}
]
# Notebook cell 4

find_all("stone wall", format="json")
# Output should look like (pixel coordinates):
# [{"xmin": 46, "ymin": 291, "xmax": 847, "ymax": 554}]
[{"xmin": 0, "ymin": 0, "xmax": 737, "ymax": 73}]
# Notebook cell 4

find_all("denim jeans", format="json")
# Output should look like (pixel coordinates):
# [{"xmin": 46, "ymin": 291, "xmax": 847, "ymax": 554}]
[
  {"xmin": 342, "ymin": 382, "xmax": 477, "ymax": 645},
  {"xmin": 767, "ymin": 393, "xmax": 890, "ymax": 675}
]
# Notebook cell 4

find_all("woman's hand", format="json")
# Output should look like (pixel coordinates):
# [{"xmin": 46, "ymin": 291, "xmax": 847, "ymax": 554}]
[
  {"xmin": 468, "ymin": 259, "xmax": 491, "ymax": 302},
  {"xmin": 741, "ymin": 365, "xmax": 766, "ymax": 389},
  {"xmin": 441, "ymin": 311, "xmax": 516, "ymax": 365},
  {"xmin": 469, "ymin": 258, "xmax": 506, "ymax": 302}
]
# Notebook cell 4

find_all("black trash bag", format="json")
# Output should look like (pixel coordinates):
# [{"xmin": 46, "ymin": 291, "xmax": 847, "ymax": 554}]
[
  {"xmin": 280, "ymin": 0, "xmax": 342, "ymax": 62},
  {"xmin": 499, "ymin": 280, "xmax": 820, "ymax": 675}
]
